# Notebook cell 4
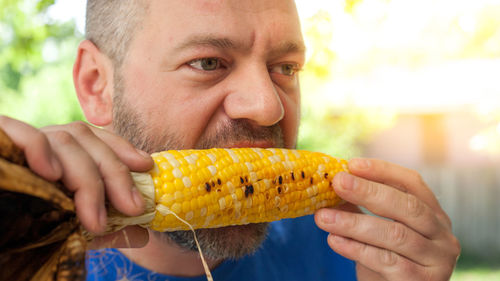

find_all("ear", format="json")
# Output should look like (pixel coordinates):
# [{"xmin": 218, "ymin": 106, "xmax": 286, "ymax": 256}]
[{"xmin": 73, "ymin": 40, "xmax": 115, "ymax": 126}]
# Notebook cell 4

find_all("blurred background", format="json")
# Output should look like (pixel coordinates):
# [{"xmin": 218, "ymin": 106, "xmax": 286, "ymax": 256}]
[{"xmin": 0, "ymin": 0, "xmax": 499, "ymax": 279}]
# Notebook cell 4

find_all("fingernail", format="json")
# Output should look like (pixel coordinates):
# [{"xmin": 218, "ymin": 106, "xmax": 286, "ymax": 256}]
[
  {"xmin": 131, "ymin": 187, "xmax": 144, "ymax": 210},
  {"xmin": 136, "ymin": 149, "xmax": 151, "ymax": 158},
  {"xmin": 320, "ymin": 210, "xmax": 338, "ymax": 224},
  {"xmin": 351, "ymin": 158, "xmax": 370, "ymax": 170},
  {"xmin": 99, "ymin": 206, "xmax": 108, "ymax": 231},
  {"xmin": 340, "ymin": 173, "xmax": 355, "ymax": 190}
]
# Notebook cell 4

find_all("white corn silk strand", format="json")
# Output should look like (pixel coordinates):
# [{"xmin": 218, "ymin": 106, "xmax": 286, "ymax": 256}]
[
  {"xmin": 156, "ymin": 204, "xmax": 214, "ymax": 281},
  {"xmin": 124, "ymin": 173, "xmax": 214, "ymax": 280}
]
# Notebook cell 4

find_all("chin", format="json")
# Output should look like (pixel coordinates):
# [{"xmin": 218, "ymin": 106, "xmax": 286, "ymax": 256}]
[{"xmin": 163, "ymin": 223, "xmax": 269, "ymax": 260}]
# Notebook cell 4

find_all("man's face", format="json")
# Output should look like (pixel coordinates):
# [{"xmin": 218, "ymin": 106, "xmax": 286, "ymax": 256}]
[{"xmin": 112, "ymin": 0, "xmax": 305, "ymax": 259}]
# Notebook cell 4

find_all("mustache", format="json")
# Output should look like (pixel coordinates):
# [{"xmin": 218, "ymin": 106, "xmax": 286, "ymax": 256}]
[{"xmin": 195, "ymin": 119, "xmax": 284, "ymax": 149}]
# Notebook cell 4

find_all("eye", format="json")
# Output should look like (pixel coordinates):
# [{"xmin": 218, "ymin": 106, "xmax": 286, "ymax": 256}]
[
  {"xmin": 269, "ymin": 63, "xmax": 301, "ymax": 76},
  {"xmin": 188, "ymin": 58, "xmax": 221, "ymax": 71}
]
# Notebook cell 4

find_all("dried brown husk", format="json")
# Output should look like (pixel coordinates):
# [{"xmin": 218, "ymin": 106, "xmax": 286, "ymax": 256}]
[{"xmin": 0, "ymin": 129, "xmax": 86, "ymax": 281}]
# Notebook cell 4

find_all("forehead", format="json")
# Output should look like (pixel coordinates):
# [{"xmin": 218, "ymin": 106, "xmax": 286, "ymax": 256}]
[{"xmin": 137, "ymin": 0, "xmax": 303, "ymax": 52}]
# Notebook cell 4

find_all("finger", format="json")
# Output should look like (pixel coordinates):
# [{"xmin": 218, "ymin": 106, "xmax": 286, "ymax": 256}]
[
  {"xmin": 88, "ymin": 226, "xmax": 149, "ymax": 250},
  {"xmin": 326, "ymin": 234, "xmax": 430, "ymax": 281},
  {"xmin": 334, "ymin": 172, "xmax": 445, "ymax": 238},
  {"xmin": 0, "ymin": 115, "xmax": 62, "ymax": 181},
  {"xmin": 43, "ymin": 121, "xmax": 153, "ymax": 172},
  {"xmin": 335, "ymin": 202, "xmax": 363, "ymax": 214},
  {"xmin": 86, "ymin": 124, "xmax": 153, "ymax": 172},
  {"xmin": 45, "ymin": 130, "xmax": 106, "ymax": 233},
  {"xmin": 315, "ymin": 208, "xmax": 441, "ymax": 265},
  {"xmin": 348, "ymin": 158, "xmax": 441, "ymax": 210},
  {"xmin": 45, "ymin": 123, "xmax": 145, "ymax": 216},
  {"xmin": 356, "ymin": 264, "xmax": 385, "ymax": 281}
]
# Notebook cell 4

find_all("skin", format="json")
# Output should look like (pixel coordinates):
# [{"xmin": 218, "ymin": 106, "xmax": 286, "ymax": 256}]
[{"xmin": 0, "ymin": 0, "xmax": 460, "ymax": 279}]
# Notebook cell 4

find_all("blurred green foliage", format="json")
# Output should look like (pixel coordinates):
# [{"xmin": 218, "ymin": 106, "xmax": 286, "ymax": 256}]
[
  {"xmin": 297, "ymin": 10, "xmax": 396, "ymax": 157},
  {"xmin": 0, "ymin": 0, "xmax": 393, "ymax": 159},
  {"xmin": 451, "ymin": 252, "xmax": 500, "ymax": 281},
  {"xmin": 297, "ymin": 103, "xmax": 395, "ymax": 159},
  {"xmin": 0, "ymin": 0, "xmax": 84, "ymax": 127}
]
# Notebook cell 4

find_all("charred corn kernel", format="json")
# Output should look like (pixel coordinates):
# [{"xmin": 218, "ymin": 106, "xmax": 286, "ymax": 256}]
[
  {"xmin": 123, "ymin": 148, "xmax": 349, "ymax": 232},
  {"xmin": 107, "ymin": 148, "xmax": 347, "ymax": 234}
]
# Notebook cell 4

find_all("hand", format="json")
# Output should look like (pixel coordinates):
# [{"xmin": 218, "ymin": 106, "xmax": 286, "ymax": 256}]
[
  {"xmin": 0, "ymin": 115, "xmax": 154, "ymax": 248},
  {"xmin": 315, "ymin": 158, "xmax": 460, "ymax": 281}
]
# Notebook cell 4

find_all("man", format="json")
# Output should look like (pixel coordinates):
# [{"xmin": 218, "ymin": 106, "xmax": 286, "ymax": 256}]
[{"xmin": 0, "ymin": 0, "xmax": 460, "ymax": 280}]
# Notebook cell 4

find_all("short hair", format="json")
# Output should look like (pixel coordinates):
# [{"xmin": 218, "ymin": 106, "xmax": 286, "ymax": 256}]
[{"xmin": 85, "ymin": 0, "xmax": 148, "ymax": 69}]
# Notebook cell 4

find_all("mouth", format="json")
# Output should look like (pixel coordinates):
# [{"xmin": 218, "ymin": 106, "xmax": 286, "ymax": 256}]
[{"xmin": 221, "ymin": 140, "xmax": 275, "ymax": 149}]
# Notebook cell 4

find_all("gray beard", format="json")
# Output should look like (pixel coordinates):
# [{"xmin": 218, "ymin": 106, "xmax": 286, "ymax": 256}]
[
  {"xmin": 159, "ymin": 223, "xmax": 269, "ymax": 260},
  {"xmin": 112, "ymin": 91, "xmax": 284, "ymax": 259}
]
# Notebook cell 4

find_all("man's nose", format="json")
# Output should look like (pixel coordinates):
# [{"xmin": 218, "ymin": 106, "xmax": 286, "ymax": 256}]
[{"xmin": 223, "ymin": 64, "xmax": 284, "ymax": 126}]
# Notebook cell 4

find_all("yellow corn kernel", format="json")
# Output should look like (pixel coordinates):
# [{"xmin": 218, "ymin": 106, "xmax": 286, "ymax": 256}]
[{"xmin": 137, "ymin": 148, "xmax": 348, "ymax": 232}]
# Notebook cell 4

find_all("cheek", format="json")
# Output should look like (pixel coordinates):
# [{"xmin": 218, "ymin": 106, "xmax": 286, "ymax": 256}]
[
  {"xmin": 279, "ymin": 91, "xmax": 300, "ymax": 148},
  {"xmin": 126, "ymin": 83, "xmax": 223, "ymax": 148}
]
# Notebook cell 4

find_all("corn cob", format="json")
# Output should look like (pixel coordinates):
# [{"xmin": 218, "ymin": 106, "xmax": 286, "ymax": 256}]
[{"xmin": 107, "ymin": 148, "xmax": 348, "ymax": 232}]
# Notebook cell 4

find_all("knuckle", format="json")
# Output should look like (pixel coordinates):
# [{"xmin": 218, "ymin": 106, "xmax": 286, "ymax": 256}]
[
  {"xmin": 379, "ymin": 248, "xmax": 398, "ymax": 266},
  {"xmin": 390, "ymin": 258, "xmax": 428, "ymax": 281},
  {"xmin": 49, "ymin": 130, "xmax": 75, "ymax": 146},
  {"xmin": 106, "ymin": 160, "xmax": 131, "ymax": 178},
  {"xmin": 409, "ymin": 169, "xmax": 426, "ymax": 186},
  {"xmin": 406, "ymin": 193, "xmax": 425, "ymax": 218},
  {"xmin": 416, "ymin": 266, "xmax": 434, "ymax": 281},
  {"xmin": 364, "ymin": 180, "xmax": 380, "ymax": 199},
  {"xmin": 356, "ymin": 241, "xmax": 370, "ymax": 259},
  {"xmin": 437, "ymin": 212, "xmax": 453, "ymax": 229},
  {"xmin": 69, "ymin": 121, "xmax": 92, "ymax": 136},
  {"xmin": 0, "ymin": 115, "xmax": 8, "ymax": 125},
  {"xmin": 449, "ymin": 234, "xmax": 461, "ymax": 259},
  {"xmin": 387, "ymin": 222, "xmax": 408, "ymax": 246},
  {"xmin": 31, "ymin": 130, "xmax": 49, "ymax": 146},
  {"xmin": 423, "ymin": 266, "xmax": 454, "ymax": 281},
  {"xmin": 0, "ymin": 115, "xmax": 17, "ymax": 127},
  {"xmin": 113, "ymin": 161, "xmax": 130, "ymax": 175}
]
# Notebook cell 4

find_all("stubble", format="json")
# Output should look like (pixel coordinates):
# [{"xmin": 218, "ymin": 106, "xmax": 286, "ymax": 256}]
[{"xmin": 112, "ymin": 91, "xmax": 285, "ymax": 259}]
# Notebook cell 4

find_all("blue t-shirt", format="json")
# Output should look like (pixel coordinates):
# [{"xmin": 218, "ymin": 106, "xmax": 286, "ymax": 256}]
[{"xmin": 86, "ymin": 215, "xmax": 357, "ymax": 281}]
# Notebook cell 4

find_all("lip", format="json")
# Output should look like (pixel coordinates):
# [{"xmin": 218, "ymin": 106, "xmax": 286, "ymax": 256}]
[{"xmin": 222, "ymin": 141, "xmax": 275, "ymax": 149}]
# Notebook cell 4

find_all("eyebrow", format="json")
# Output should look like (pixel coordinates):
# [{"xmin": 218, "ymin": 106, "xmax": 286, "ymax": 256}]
[
  {"xmin": 173, "ymin": 35, "xmax": 241, "ymax": 52},
  {"xmin": 173, "ymin": 34, "xmax": 306, "ymax": 57},
  {"xmin": 268, "ymin": 41, "xmax": 306, "ymax": 58}
]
